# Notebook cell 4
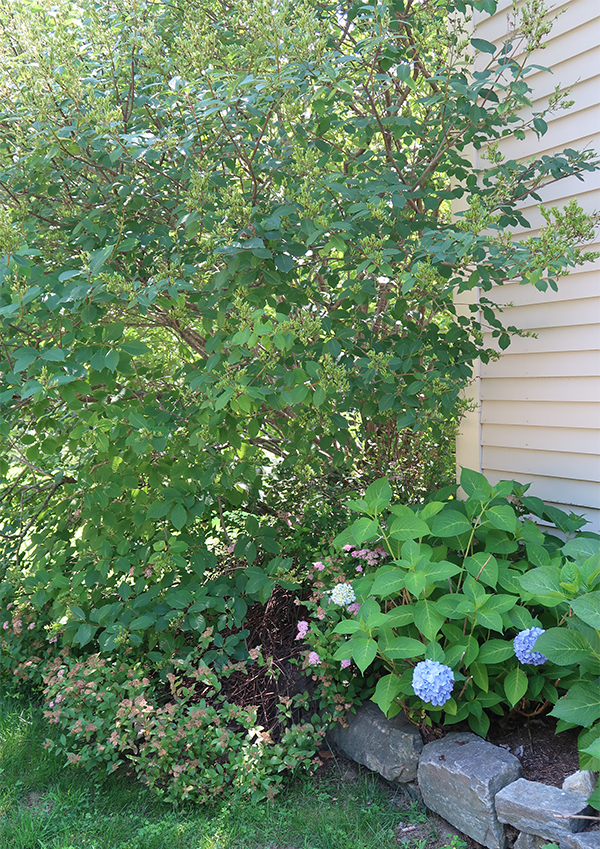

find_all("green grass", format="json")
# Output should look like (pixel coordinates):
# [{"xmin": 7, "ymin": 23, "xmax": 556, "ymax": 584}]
[{"xmin": 0, "ymin": 694, "xmax": 457, "ymax": 849}]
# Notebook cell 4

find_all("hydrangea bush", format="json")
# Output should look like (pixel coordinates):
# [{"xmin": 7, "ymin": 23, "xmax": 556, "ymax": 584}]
[{"xmin": 295, "ymin": 469, "xmax": 600, "ymax": 804}]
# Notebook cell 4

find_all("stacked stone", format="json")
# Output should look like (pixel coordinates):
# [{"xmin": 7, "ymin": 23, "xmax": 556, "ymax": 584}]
[{"xmin": 327, "ymin": 703, "xmax": 599, "ymax": 849}]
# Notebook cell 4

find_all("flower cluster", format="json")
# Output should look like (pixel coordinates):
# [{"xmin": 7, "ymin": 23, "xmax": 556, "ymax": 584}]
[
  {"xmin": 296, "ymin": 621, "xmax": 309, "ymax": 640},
  {"xmin": 343, "ymin": 545, "xmax": 388, "ymax": 568},
  {"xmin": 329, "ymin": 582, "xmax": 356, "ymax": 606},
  {"xmin": 513, "ymin": 628, "xmax": 547, "ymax": 666},
  {"xmin": 412, "ymin": 660, "xmax": 455, "ymax": 707}
]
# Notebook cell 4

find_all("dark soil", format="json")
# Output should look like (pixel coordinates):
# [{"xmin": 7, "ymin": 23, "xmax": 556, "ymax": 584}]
[{"xmin": 486, "ymin": 713, "xmax": 581, "ymax": 788}]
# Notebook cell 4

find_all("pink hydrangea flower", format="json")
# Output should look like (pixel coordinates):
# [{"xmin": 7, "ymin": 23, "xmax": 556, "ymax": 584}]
[
  {"xmin": 355, "ymin": 565, "xmax": 363, "ymax": 572},
  {"xmin": 343, "ymin": 544, "xmax": 354, "ymax": 552},
  {"xmin": 347, "ymin": 602, "xmax": 361, "ymax": 615},
  {"xmin": 313, "ymin": 561, "xmax": 325, "ymax": 571},
  {"xmin": 296, "ymin": 620, "xmax": 309, "ymax": 640},
  {"xmin": 308, "ymin": 651, "xmax": 321, "ymax": 666},
  {"xmin": 341, "ymin": 659, "xmax": 351, "ymax": 669}
]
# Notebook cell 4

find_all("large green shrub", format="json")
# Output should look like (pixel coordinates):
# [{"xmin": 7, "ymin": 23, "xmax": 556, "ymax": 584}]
[{"xmin": 0, "ymin": 0, "xmax": 598, "ymax": 802}]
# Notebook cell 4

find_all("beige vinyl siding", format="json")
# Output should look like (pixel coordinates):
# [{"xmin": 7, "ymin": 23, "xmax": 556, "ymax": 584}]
[{"xmin": 456, "ymin": 0, "xmax": 600, "ymax": 532}]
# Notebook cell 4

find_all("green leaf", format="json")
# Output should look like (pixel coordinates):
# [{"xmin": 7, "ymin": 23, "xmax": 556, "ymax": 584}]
[
  {"xmin": 570, "ymin": 592, "xmax": 600, "ymax": 629},
  {"xmin": 431, "ymin": 510, "xmax": 472, "ymax": 538},
  {"xmin": 422, "ymin": 560, "xmax": 462, "ymax": 584},
  {"xmin": 104, "ymin": 349, "xmax": 120, "ymax": 372},
  {"xmin": 413, "ymin": 599, "xmax": 445, "ymax": 641},
  {"xmin": 478, "ymin": 640, "xmax": 515, "ymax": 664},
  {"xmin": 471, "ymin": 37, "xmax": 497, "ymax": 54},
  {"xmin": 333, "ymin": 619, "xmax": 363, "ymax": 635},
  {"xmin": 313, "ymin": 386, "xmax": 326, "ymax": 407},
  {"xmin": 74, "ymin": 623, "xmax": 96, "ymax": 646},
  {"xmin": 69, "ymin": 605, "xmax": 87, "ymax": 622},
  {"xmin": 147, "ymin": 500, "xmax": 171, "ymax": 519},
  {"xmin": 551, "ymin": 683, "xmax": 600, "ymax": 728},
  {"xmin": 121, "ymin": 340, "xmax": 150, "ymax": 356},
  {"xmin": 519, "ymin": 566, "xmax": 564, "ymax": 605},
  {"xmin": 504, "ymin": 667, "xmax": 528, "ymax": 706},
  {"xmin": 40, "ymin": 347, "xmax": 66, "ymax": 362},
  {"xmin": 579, "ymin": 724, "xmax": 600, "ymax": 771},
  {"xmin": 364, "ymin": 478, "xmax": 392, "ymax": 513},
  {"xmin": 370, "ymin": 569, "xmax": 406, "ymax": 598},
  {"xmin": 388, "ymin": 505, "xmax": 430, "ymax": 540},
  {"xmin": 332, "ymin": 641, "xmax": 355, "ymax": 661},
  {"xmin": 170, "ymin": 503, "xmax": 187, "ymax": 530},
  {"xmin": 89, "ymin": 245, "xmax": 113, "ymax": 276},
  {"xmin": 485, "ymin": 505, "xmax": 517, "ymax": 534},
  {"xmin": 471, "ymin": 661, "xmax": 489, "ymax": 692},
  {"xmin": 464, "ymin": 553, "xmax": 498, "ymax": 588},
  {"xmin": 587, "ymin": 785, "xmax": 600, "ymax": 812},
  {"xmin": 274, "ymin": 254, "xmax": 295, "ymax": 273},
  {"xmin": 350, "ymin": 517, "xmax": 379, "ymax": 545},
  {"xmin": 563, "ymin": 538, "xmax": 599, "ymax": 564},
  {"xmin": 467, "ymin": 710, "xmax": 490, "ymax": 738},
  {"xmin": 373, "ymin": 674, "xmax": 403, "ymax": 714},
  {"xmin": 460, "ymin": 468, "xmax": 492, "ymax": 499},
  {"xmin": 130, "ymin": 613, "xmax": 156, "ymax": 630},
  {"xmin": 382, "ymin": 637, "xmax": 426, "ymax": 660},
  {"xmin": 244, "ymin": 566, "xmax": 273, "ymax": 596},
  {"xmin": 533, "ymin": 627, "xmax": 592, "ymax": 666},
  {"xmin": 581, "ymin": 736, "xmax": 600, "ymax": 760},
  {"xmin": 382, "ymin": 605, "xmax": 415, "ymax": 628},
  {"xmin": 506, "ymin": 605, "xmax": 534, "ymax": 631},
  {"xmin": 405, "ymin": 571, "xmax": 426, "ymax": 597},
  {"xmin": 475, "ymin": 608, "xmax": 504, "ymax": 632},
  {"xmin": 351, "ymin": 638, "xmax": 378, "ymax": 673},
  {"xmin": 12, "ymin": 347, "xmax": 38, "ymax": 372}
]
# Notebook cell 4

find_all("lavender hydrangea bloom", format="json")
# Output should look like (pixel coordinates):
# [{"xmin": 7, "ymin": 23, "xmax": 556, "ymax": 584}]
[
  {"xmin": 513, "ymin": 627, "xmax": 547, "ymax": 666},
  {"xmin": 412, "ymin": 659, "xmax": 454, "ymax": 707}
]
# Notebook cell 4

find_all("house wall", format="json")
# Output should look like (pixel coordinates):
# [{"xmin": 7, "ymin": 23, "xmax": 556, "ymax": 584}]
[{"xmin": 455, "ymin": 0, "xmax": 600, "ymax": 532}]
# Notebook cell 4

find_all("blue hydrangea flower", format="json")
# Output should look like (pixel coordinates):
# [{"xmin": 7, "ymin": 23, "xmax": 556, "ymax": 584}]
[
  {"xmin": 513, "ymin": 627, "xmax": 547, "ymax": 666},
  {"xmin": 412, "ymin": 659, "xmax": 455, "ymax": 707},
  {"xmin": 330, "ymin": 582, "xmax": 356, "ymax": 606}
]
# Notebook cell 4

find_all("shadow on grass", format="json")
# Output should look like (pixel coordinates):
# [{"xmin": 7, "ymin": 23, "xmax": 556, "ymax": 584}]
[{"xmin": 0, "ymin": 693, "xmax": 438, "ymax": 849}]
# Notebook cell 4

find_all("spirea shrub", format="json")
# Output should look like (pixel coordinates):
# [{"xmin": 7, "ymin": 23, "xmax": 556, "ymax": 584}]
[{"xmin": 41, "ymin": 650, "xmax": 328, "ymax": 804}]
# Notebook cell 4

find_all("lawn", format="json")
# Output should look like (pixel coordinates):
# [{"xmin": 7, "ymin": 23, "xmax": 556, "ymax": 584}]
[{"xmin": 0, "ymin": 694, "xmax": 463, "ymax": 849}]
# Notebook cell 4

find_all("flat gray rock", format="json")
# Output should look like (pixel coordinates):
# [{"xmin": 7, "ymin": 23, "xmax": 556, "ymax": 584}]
[
  {"xmin": 495, "ymin": 778, "xmax": 592, "ymax": 842},
  {"xmin": 560, "ymin": 832, "xmax": 600, "ymax": 849},
  {"xmin": 562, "ymin": 771, "xmax": 597, "ymax": 797},
  {"xmin": 417, "ymin": 732, "xmax": 522, "ymax": 849},
  {"xmin": 327, "ymin": 700, "xmax": 423, "ymax": 782},
  {"xmin": 514, "ymin": 832, "xmax": 546, "ymax": 849}
]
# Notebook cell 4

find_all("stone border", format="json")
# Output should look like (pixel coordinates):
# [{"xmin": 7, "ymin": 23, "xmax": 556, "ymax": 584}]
[{"xmin": 327, "ymin": 703, "xmax": 599, "ymax": 849}]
